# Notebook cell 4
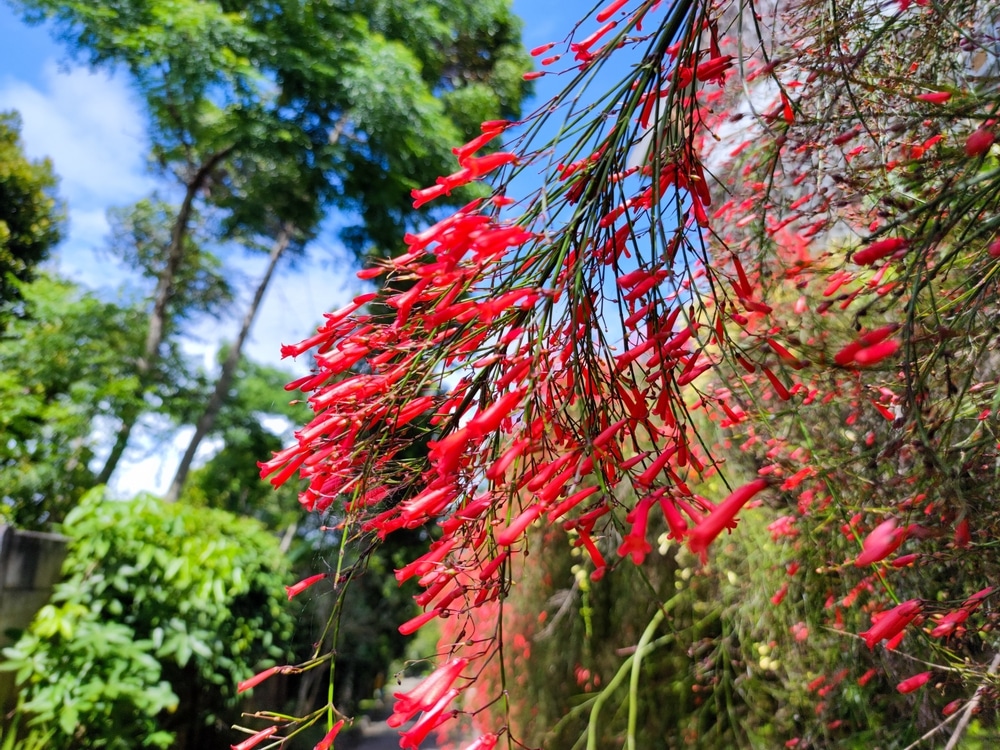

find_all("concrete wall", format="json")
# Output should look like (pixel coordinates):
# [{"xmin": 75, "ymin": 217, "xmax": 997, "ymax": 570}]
[{"xmin": 0, "ymin": 525, "xmax": 68, "ymax": 711}]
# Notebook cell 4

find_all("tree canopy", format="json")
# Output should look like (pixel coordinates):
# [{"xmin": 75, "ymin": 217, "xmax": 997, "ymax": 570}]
[{"xmin": 0, "ymin": 111, "xmax": 63, "ymax": 315}]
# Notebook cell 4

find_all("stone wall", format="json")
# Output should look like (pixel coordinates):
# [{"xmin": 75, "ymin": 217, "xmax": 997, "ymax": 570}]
[{"xmin": 0, "ymin": 525, "xmax": 68, "ymax": 711}]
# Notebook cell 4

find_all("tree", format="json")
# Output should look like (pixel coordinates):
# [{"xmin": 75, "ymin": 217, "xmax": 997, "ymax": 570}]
[
  {"xmin": 0, "ymin": 274, "xmax": 193, "ymax": 528},
  {"xmin": 0, "ymin": 111, "xmax": 63, "ymax": 318},
  {"xmin": 257, "ymin": 0, "xmax": 1000, "ymax": 746},
  {"xmin": 11, "ymin": 0, "xmax": 532, "ymax": 496}
]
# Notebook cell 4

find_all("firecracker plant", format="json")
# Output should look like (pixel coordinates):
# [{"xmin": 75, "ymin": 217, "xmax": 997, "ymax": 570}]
[{"xmin": 233, "ymin": 0, "xmax": 1000, "ymax": 747}]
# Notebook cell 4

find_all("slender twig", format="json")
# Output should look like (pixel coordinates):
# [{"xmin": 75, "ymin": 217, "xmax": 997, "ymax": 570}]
[{"xmin": 943, "ymin": 652, "xmax": 1000, "ymax": 750}]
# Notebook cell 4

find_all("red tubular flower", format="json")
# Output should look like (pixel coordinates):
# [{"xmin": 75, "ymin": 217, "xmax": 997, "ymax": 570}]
[
  {"xmin": 398, "ymin": 487, "xmax": 459, "ymax": 529},
  {"xmin": 942, "ymin": 699, "xmax": 963, "ymax": 716},
  {"xmin": 231, "ymin": 726, "xmax": 278, "ymax": 750},
  {"xmin": 547, "ymin": 486, "xmax": 600, "ymax": 521},
  {"xmin": 771, "ymin": 583, "xmax": 789, "ymax": 605},
  {"xmin": 238, "ymin": 666, "xmax": 280, "ymax": 694},
  {"xmin": 570, "ymin": 20, "xmax": 617, "ymax": 61},
  {"xmin": 596, "ymin": 0, "xmax": 629, "ymax": 22},
  {"xmin": 633, "ymin": 445, "xmax": 676, "ymax": 486},
  {"xmin": 656, "ymin": 496, "xmax": 688, "ymax": 540},
  {"xmin": 411, "ymin": 183, "xmax": 450, "ymax": 209},
  {"xmin": 930, "ymin": 607, "xmax": 971, "ymax": 638},
  {"xmin": 963, "ymin": 586, "xmax": 994, "ymax": 608},
  {"xmin": 414, "ymin": 575, "xmax": 452, "ymax": 608},
  {"xmin": 766, "ymin": 337, "xmax": 805, "ymax": 368},
  {"xmin": 916, "ymin": 91, "xmax": 952, "ymax": 103},
  {"xmin": 496, "ymin": 504, "xmax": 544, "ymax": 546},
  {"xmin": 896, "ymin": 671, "xmax": 932, "ymax": 694},
  {"xmin": 853, "ymin": 237, "xmax": 908, "ymax": 265},
  {"xmin": 525, "ymin": 454, "xmax": 575, "ymax": 493},
  {"xmin": 857, "ymin": 668, "xmax": 878, "ymax": 686},
  {"xmin": 592, "ymin": 418, "xmax": 628, "ymax": 449},
  {"xmin": 860, "ymin": 599, "xmax": 923, "ymax": 649},
  {"xmin": 471, "ymin": 149, "xmax": 519, "ymax": 172},
  {"xmin": 853, "ymin": 339, "xmax": 900, "ymax": 366},
  {"xmin": 577, "ymin": 530, "xmax": 607, "ymax": 579},
  {"xmin": 780, "ymin": 91, "xmax": 794, "ymax": 123},
  {"xmin": 884, "ymin": 629, "xmax": 907, "ymax": 651},
  {"xmin": 468, "ymin": 389, "xmax": 525, "ymax": 436},
  {"xmin": 285, "ymin": 573, "xmax": 327, "ymax": 601},
  {"xmin": 854, "ymin": 519, "xmax": 907, "ymax": 566},
  {"xmin": 618, "ymin": 496, "xmax": 655, "ymax": 564},
  {"xmin": 954, "ymin": 517, "xmax": 971, "ymax": 548},
  {"xmin": 391, "ymin": 396, "xmax": 437, "ymax": 428},
  {"xmin": 890, "ymin": 553, "xmax": 920, "ymax": 568},
  {"xmin": 834, "ymin": 325, "xmax": 898, "ymax": 365},
  {"xmin": 399, "ymin": 689, "xmax": 459, "ymax": 749},
  {"xmin": 486, "ymin": 438, "xmax": 532, "ymax": 481},
  {"xmin": 397, "ymin": 609, "xmax": 441, "ymax": 636},
  {"xmin": 687, "ymin": 478, "xmax": 769, "ymax": 560},
  {"xmin": 390, "ymin": 658, "xmax": 468, "ymax": 726},
  {"xmin": 761, "ymin": 366, "xmax": 791, "ymax": 401},
  {"xmin": 452, "ymin": 127, "xmax": 506, "ymax": 165},
  {"xmin": 478, "ymin": 551, "xmax": 509, "ymax": 582},
  {"xmin": 313, "ymin": 720, "xmax": 345, "ymax": 750},
  {"xmin": 695, "ymin": 54, "xmax": 734, "ymax": 82},
  {"xmin": 807, "ymin": 675, "xmax": 826, "ymax": 692},
  {"xmin": 395, "ymin": 539, "xmax": 456, "ymax": 583},
  {"xmin": 965, "ymin": 128, "xmax": 995, "ymax": 157}
]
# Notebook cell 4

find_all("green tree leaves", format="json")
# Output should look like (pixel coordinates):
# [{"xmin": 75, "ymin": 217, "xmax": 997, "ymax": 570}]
[
  {"xmin": 0, "ymin": 111, "xmax": 63, "ymax": 316},
  {"xmin": 0, "ymin": 276, "xmax": 173, "ymax": 527}
]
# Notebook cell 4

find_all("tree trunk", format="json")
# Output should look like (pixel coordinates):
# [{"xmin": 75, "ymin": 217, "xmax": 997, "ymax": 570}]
[
  {"xmin": 95, "ymin": 148, "xmax": 234, "ymax": 486},
  {"xmin": 164, "ymin": 224, "xmax": 293, "ymax": 502}
]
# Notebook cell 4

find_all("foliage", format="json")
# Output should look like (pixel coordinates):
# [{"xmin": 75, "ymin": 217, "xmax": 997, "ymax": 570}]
[
  {"xmin": 0, "ymin": 110, "xmax": 63, "ymax": 317},
  {"xmin": 0, "ymin": 275, "xmax": 193, "ymax": 528},
  {"xmin": 1, "ymin": 605, "xmax": 178, "ymax": 749},
  {"xmin": 106, "ymin": 196, "xmax": 234, "ymax": 322},
  {"xmin": 11, "ymin": 0, "xmax": 533, "ymax": 491},
  {"xmin": 2, "ymin": 488, "xmax": 294, "ymax": 746},
  {"xmin": 253, "ymin": 0, "xmax": 1000, "ymax": 747},
  {"xmin": 16, "ymin": 0, "xmax": 530, "ymax": 246}
]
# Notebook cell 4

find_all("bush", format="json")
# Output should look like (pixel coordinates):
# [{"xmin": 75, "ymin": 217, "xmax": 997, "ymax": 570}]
[{"xmin": 2, "ymin": 488, "xmax": 294, "ymax": 747}]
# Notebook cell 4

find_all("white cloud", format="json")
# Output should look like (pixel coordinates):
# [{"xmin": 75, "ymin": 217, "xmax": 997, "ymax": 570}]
[
  {"xmin": 0, "ymin": 62, "xmax": 152, "ymax": 204},
  {"xmin": 0, "ymin": 62, "xmax": 155, "ymax": 293},
  {"xmin": 108, "ymin": 425, "xmax": 223, "ymax": 499},
  {"xmin": 244, "ymin": 252, "xmax": 361, "ymax": 371}
]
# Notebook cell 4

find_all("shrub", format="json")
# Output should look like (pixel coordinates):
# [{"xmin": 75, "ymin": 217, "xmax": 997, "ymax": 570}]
[{"xmin": 2, "ymin": 488, "xmax": 293, "ymax": 747}]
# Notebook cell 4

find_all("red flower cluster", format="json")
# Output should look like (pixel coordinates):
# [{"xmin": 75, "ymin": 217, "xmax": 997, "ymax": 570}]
[{"xmin": 256, "ymin": 0, "xmax": 1000, "ymax": 743}]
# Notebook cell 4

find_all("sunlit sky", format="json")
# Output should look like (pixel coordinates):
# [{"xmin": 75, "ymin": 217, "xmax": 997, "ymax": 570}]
[{"xmin": 0, "ymin": 0, "xmax": 611, "ymax": 495}]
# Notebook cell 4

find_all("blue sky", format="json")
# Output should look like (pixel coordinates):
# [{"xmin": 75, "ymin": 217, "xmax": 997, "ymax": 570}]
[
  {"xmin": 0, "ymin": 0, "xmax": 585, "ymax": 360},
  {"xmin": 0, "ymin": 0, "xmax": 617, "ymax": 493}
]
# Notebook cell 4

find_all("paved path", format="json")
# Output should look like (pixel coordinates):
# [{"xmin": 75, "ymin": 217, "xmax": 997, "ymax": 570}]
[{"xmin": 339, "ymin": 677, "xmax": 439, "ymax": 750}]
